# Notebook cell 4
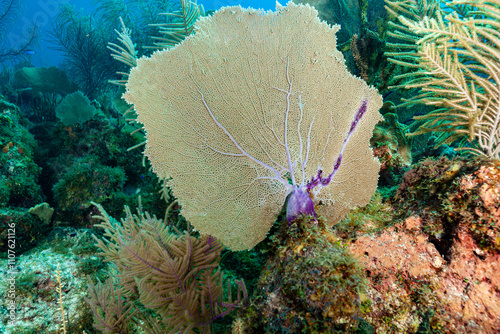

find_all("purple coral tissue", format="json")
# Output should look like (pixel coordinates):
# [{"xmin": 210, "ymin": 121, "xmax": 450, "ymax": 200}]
[
  {"xmin": 286, "ymin": 186, "xmax": 316, "ymax": 223},
  {"xmin": 285, "ymin": 100, "xmax": 368, "ymax": 223}
]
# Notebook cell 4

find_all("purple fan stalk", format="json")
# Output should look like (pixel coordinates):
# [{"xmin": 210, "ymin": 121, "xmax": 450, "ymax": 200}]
[
  {"xmin": 201, "ymin": 80, "xmax": 370, "ymax": 224},
  {"xmin": 285, "ymin": 99, "xmax": 368, "ymax": 223}
]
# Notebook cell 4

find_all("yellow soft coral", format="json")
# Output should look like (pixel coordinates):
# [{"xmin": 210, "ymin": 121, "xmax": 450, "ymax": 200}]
[{"xmin": 385, "ymin": 0, "xmax": 500, "ymax": 159}]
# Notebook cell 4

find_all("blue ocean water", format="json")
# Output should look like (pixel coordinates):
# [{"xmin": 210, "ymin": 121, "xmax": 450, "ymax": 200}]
[{"xmin": 5, "ymin": 0, "xmax": 276, "ymax": 68}]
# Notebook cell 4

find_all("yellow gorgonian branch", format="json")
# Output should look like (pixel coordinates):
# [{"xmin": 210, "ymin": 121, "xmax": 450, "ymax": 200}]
[
  {"xmin": 55, "ymin": 264, "xmax": 67, "ymax": 334},
  {"xmin": 385, "ymin": 0, "xmax": 500, "ymax": 159}
]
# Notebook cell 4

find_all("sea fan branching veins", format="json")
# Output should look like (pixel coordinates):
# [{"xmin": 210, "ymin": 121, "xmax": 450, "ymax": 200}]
[{"xmin": 124, "ymin": 2, "xmax": 383, "ymax": 250}]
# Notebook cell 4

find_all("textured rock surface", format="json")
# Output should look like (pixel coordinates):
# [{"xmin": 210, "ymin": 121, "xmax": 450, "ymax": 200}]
[{"xmin": 350, "ymin": 215, "xmax": 500, "ymax": 333}]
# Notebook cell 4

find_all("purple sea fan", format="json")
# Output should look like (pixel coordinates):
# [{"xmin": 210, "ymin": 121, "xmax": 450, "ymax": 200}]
[
  {"xmin": 124, "ymin": 2, "xmax": 383, "ymax": 250},
  {"xmin": 286, "ymin": 99, "xmax": 369, "ymax": 223}
]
